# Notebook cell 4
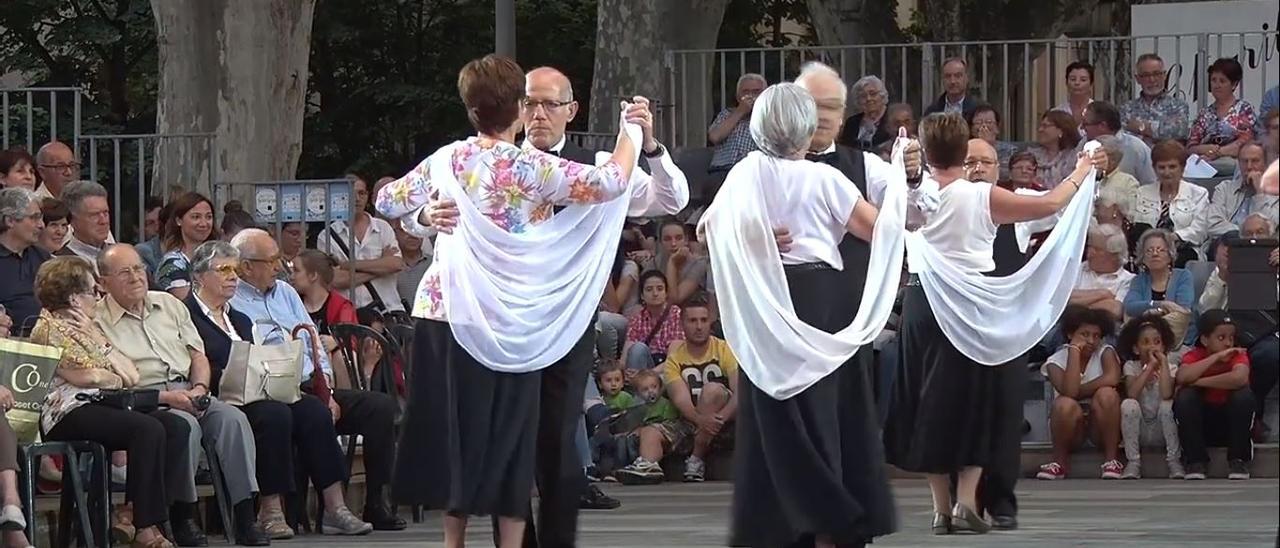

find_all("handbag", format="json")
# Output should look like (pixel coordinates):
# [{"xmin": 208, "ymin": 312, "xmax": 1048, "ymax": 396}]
[
  {"xmin": 219, "ymin": 326, "xmax": 305, "ymax": 406},
  {"xmin": 75, "ymin": 389, "xmax": 161, "ymax": 414}
]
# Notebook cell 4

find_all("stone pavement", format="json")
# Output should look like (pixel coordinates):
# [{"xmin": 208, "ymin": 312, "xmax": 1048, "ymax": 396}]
[{"xmin": 291, "ymin": 479, "xmax": 1278, "ymax": 547}]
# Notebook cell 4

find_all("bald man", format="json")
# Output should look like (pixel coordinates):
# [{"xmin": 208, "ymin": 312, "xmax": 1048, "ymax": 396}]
[{"xmin": 34, "ymin": 141, "xmax": 78, "ymax": 199}]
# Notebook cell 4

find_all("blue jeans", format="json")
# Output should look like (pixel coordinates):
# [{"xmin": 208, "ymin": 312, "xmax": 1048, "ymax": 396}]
[{"xmin": 625, "ymin": 342, "xmax": 656, "ymax": 371}]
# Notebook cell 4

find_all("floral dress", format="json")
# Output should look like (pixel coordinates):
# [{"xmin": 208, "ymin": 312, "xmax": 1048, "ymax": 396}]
[
  {"xmin": 374, "ymin": 137, "xmax": 628, "ymax": 321},
  {"xmin": 29, "ymin": 311, "xmax": 115, "ymax": 435},
  {"xmin": 1188, "ymin": 99, "xmax": 1257, "ymax": 147}
]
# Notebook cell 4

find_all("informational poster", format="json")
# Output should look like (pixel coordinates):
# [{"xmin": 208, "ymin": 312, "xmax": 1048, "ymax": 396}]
[{"xmin": 280, "ymin": 184, "xmax": 304, "ymax": 222}]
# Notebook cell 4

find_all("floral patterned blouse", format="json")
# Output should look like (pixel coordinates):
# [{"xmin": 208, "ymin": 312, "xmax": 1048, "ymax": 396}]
[
  {"xmin": 29, "ymin": 311, "xmax": 115, "ymax": 435},
  {"xmin": 626, "ymin": 304, "xmax": 684, "ymax": 355},
  {"xmin": 375, "ymin": 137, "xmax": 628, "ymax": 321},
  {"xmin": 1188, "ymin": 99, "xmax": 1257, "ymax": 147}
]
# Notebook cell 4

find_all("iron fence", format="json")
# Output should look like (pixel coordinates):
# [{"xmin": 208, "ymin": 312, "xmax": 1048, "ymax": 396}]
[
  {"xmin": 664, "ymin": 31, "xmax": 1279, "ymax": 148},
  {"xmin": 1, "ymin": 87, "xmax": 81, "ymax": 153}
]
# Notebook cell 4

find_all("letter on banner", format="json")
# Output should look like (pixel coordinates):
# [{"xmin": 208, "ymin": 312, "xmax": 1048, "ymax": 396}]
[{"xmin": 0, "ymin": 339, "xmax": 61, "ymax": 443}]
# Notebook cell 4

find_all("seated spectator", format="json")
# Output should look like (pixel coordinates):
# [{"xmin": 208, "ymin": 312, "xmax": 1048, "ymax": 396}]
[
  {"xmin": 1053, "ymin": 61, "xmax": 1096, "ymax": 127},
  {"xmin": 1093, "ymin": 135, "xmax": 1140, "ymax": 221},
  {"xmin": 614, "ymin": 369, "xmax": 684, "ymax": 484},
  {"xmin": 884, "ymin": 102, "xmax": 916, "ymax": 139},
  {"xmin": 0, "ymin": 187, "xmax": 50, "ymax": 336},
  {"xmin": 229, "ymin": 229, "xmax": 404, "ymax": 530},
  {"xmin": 1117, "ymin": 316, "xmax": 1184, "ymax": 479},
  {"xmin": 623, "ymin": 270, "xmax": 684, "ymax": 372},
  {"xmin": 1082, "ymin": 101, "xmax": 1157, "ymax": 186},
  {"xmin": 183, "ymin": 241, "xmax": 370, "ymax": 538},
  {"xmin": 31, "ymin": 256, "xmax": 190, "ymax": 548},
  {"xmin": 651, "ymin": 219, "xmax": 709, "ymax": 306},
  {"xmin": 660, "ymin": 296, "xmax": 738, "ymax": 483},
  {"xmin": 277, "ymin": 221, "xmax": 306, "ymax": 280},
  {"xmin": 54, "ymin": 181, "xmax": 113, "ymax": 264},
  {"xmin": 1070, "ymin": 224, "xmax": 1135, "ymax": 319},
  {"xmin": 1037, "ymin": 306, "xmax": 1123, "ymax": 480},
  {"xmin": 1259, "ymin": 84, "xmax": 1278, "ymax": 137},
  {"xmin": 318, "ymin": 174, "xmax": 406, "ymax": 314},
  {"xmin": 290, "ymin": 249, "xmax": 357, "ymax": 347},
  {"xmin": 155, "ymin": 192, "xmax": 219, "ymax": 301},
  {"xmin": 1029, "ymin": 110, "xmax": 1081, "ymax": 189},
  {"xmin": 1006, "ymin": 151, "xmax": 1043, "ymax": 191},
  {"xmin": 923, "ymin": 57, "xmax": 977, "ymax": 117},
  {"xmin": 0, "ymin": 392, "xmax": 29, "ymax": 547},
  {"xmin": 968, "ymin": 104, "xmax": 1019, "ymax": 181},
  {"xmin": 707, "ymin": 73, "xmax": 765, "ymax": 172},
  {"xmin": 1206, "ymin": 142, "xmax": 1278, "ymax": 244},
  {"xmin": 1124, "ymin": 229, "xmax": 1197, "ymax": 347},
  {"xmin": 138, "ymin": 195, "xmax": 163, "ymax": 245},
  {"xmin": 392, "ymin": 219, "xmax": 431, "ymax": 312},
  {"xmin": 1093, "ymin": 193, "xmax": 1139, "ymax": 266},
  {"xmin": 1189, "ymin": 58, "xmax": 1257, "ymax": 174},
  {"xmin": 219, "ymin": 203, "xmax": 257, "ymax": 244},
  {"xmin": 38, "ymin": 197, "xmax": 69, "ymax": 254},
  {"xmin": 838, "ymin": 75, "xmax": 893, "ymax": 152},
  {"xmin": 1264, "ymin": 109, "xmax": 1279, "ymax": 163},
  {"xmin": 0, "ymin": 149, "xmax": 36, "ymax": 189},
  {"xmin": 1121, "ymin": 53, "xmax": 1191, "ymax": 144},
  {"xmin": 1132, "ymin": 141, "xmax": 1209, "ymax": 265},
  {"xmin": 1174, "ymin": 310, "xmax": 1255, "ymax": 480},
  {"xmin": 139, "ymin": 199, "xmax": 174, "ymax": 278}
]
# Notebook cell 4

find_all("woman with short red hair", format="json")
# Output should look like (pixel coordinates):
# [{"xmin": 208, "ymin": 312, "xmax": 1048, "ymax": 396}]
[{"xmin": 1131, "ymin": 140, "xmax": 1209, "ymax": 266}]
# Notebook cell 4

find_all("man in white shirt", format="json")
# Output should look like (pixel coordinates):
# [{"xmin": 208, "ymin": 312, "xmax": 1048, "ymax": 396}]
[
  {"xmin": 318, "ymin": 175, "xmax": 405, "ymax": 313},
  {"xmin": 1070, "ymin": 223, "xmax": 1135, "ymax": 320},
  {"xmin": 1205, "ymin": 142, "xmax": 1279, "ymax": 241},
  {"xmin": 33, "ymin": 141, "xmax": 77, "ymax": 199},
  {"xmin": 1083, "ymin": 101, "xmax": 1157, "ymax": 186}
]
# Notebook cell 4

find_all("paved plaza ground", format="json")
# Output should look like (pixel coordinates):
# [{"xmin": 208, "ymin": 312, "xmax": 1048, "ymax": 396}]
[{"xmin": 293, "ymin": 478, "xmax": 1277, "ymax": 547}]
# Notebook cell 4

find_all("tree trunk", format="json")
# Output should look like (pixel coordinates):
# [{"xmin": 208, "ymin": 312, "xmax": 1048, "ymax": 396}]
[
  {"xmin": 151, "ymin": 0, "xmax": 316, "ymax": 203},
  {"xmin": 806, "ymin": 0, "xmax": 903, "ymax": 46},
  {"xmin": 588, "ymin": 0, "xmax": 731, "ymax": 147}
]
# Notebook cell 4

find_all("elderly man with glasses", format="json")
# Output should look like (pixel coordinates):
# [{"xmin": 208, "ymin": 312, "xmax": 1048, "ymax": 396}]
[
  {"xmin": 1121, "ymin": 54, "xmax": 1191, "ymax": 144},
  {"xmin": 33, "ymin": 141, "xmax": 81, "ymax": 199}
]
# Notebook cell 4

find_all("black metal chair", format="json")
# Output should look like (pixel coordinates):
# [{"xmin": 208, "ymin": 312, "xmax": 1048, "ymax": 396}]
[
  {"xmin": 382, "ymin": 310, "xmax": 413, "ymax": 328},
  {"xmin": 19, "ymin": 441, "xmax": 109, "ymax": 547}
]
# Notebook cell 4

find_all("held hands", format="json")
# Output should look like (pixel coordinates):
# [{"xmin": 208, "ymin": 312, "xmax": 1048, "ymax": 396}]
[
  {"xmin": 891, "ymin": 128, "xmax": 923, "ymax": 179},
  {"xmin": 424, "ymin": 197, "xmax": 460, "ymax": 234},
  {"xmin": 623, "ymin": 97, "xmax": 659, "ymax": 154}
]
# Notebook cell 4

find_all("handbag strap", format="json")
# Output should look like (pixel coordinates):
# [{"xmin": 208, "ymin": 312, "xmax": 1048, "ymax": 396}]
[
  {"xmin": 327, "ymin": 225, "xmax": 387, "ymax": 311},
  {"xmin": 643, "ymin": 306, "xmax": 672, "ymax": 346}
]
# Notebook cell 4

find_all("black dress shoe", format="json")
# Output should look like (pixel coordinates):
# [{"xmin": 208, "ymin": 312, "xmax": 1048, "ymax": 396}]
[
  {"xmin": 579, "ymin": 484, "xmax": 621, "ymax": 510},
  {"xmin": 991, "ymin": 514, "xmax": 1018, "ymax": 530},
  {"xmin": 171, "ymin": 518, "xmax": 209, "ymax": 547},
  {"xmin": 363, "ymin": 504, "xmax": 407, "ymax": 531},
  {"xmin": 234, "ymin": 523, "xmax": 272, "ymax": 546}
]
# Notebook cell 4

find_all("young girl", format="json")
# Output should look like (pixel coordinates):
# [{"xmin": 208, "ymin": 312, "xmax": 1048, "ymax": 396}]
[
  {"xmin": 1117, "ymin": 317, "xmax": 1184, "ymax": 479},
  {"xmin": 1037, "ymin": 305, "xmax": 1123, "ymax": 480},
  {"xmin": 1173, "ymin": 310, "xmax": 1255, "ymax": 480},
  {"xmin": 614, "ymin": 370, "xmax": 685, "ymax": 485},
  {"xmin": 622, "ymin": 270, "xmax": 684, "ymax": 372}
]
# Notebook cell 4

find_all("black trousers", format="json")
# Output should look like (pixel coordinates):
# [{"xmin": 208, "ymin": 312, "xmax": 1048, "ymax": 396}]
[
  {"xmin": 494, "ymin": 326, "xmax": 596, "ymax": 548},
  {"xmin": 240, "ymin": 395, "xmax": 347, "ymax": 496},
  {"xmin": 46, "ymin": 405, "xmax": 191, "ymax": 529},
  {"xmin": 333, "ymin": 388, "xmax": 398, "ymax": 504},
  {"xmin": 1174, "ymin": 386, "xmax": 1255, "ymax": 464},
  {"xmin": 947, "ymin": 356, "xmax": 1025, "ymax": 518}
]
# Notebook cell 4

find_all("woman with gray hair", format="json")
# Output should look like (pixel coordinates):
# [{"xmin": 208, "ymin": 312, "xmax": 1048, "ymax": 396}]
[
  {"xmin": 1094, "ymin": 135, "xmax": 1140, "ymax": 220},
  {"xmin": 699, "ymin": 82, "xmax": 901, "ymax": 547},
  {"xmin": 1123, "ymin": 228, "xmax": 1197, "ymax": 347},
  {"xmin": 181, "ymin": 240, "xmax": 363, "ymax": 542},
  {"xmin": 839, "ymin": 75, "xmax": 893, "ymax": 152}
]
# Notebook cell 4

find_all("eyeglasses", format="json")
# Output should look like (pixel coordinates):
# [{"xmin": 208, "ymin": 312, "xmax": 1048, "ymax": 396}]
[
  {"xmin": 963, "ymin": 159, "xmax": 998, "ymax": 168},
  {"xmin": 521, "ymin": 99, "xmax": 572, "ymax": 112},
  {"xmin": 1144, "ymin": 247, "xmax": 1169, "ymax": 256},
  {"xmin": 242, "ymin": 255, "xmax": 281, "ymax": 265},
  {"xmin": 107, "ymin": 265, "xmax": 147, "ymax": 278},
  {"xmin": 1136, "ymin": 71, "xmax": 1165, "ymax": 79},
  {"xmin": 211, "ymin": 263, "xmax": 240, "ymax": 276},
  {"xmin": 39, "ymin": 162, "xmax": 81, "ymax": 172}
]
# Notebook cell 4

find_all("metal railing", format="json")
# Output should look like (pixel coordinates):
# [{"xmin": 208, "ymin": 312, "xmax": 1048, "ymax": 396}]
[
  {"xmin": 78, "ymin": 133, "xmax": 217, "ymax": 241},
  {"xmin": 1, "ymin": 87, "xmax": 81, "ymax": 153},
  {"xmin": 664, "ymin": 31, "xmax": 1279, "ymax": 148}
]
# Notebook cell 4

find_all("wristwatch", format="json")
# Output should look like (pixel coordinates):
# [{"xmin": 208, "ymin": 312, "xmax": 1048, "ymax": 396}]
[{"xmin": 643, "ymin": 143, "xmax": 666, "ymax": 159}]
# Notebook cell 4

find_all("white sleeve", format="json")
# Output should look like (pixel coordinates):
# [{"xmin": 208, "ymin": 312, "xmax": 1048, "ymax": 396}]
[
  {"xmin": 1012, "ymin": 188, "xmax": 1061, "ymax": 252},
  {"xmin": 602, "ymin": 149, "xmax": 691, "ymax": 217},
  {"xmin": 399, "ymin": 205, "xmax": 440, "ymax": 240},
  {"xmin": 861, "ymin": 152, "xmax": 894, "ymax": 207},
  {"xmin": 816, "ymin": 164, "xmax": 862, "ymax": 224}
]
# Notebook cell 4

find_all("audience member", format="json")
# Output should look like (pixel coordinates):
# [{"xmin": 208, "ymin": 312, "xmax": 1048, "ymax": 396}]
[
  {"xmin": 884, "ymin": 103, "xmax": 917, "ymax": 139},
  {"xmin": 839, "ymin": 75, "xmax": 893, "ymax": 152},
  {"xmin": 1265, "ymin": 109, "xmax": 1280, "ymax": 163},
  {"xmin": 1083, "ymin": 101, "xmax": 1156, "ymax": 186},
  {"xmin": 229, "ymin": 229, "xmax": 403, "ymax": 530},
  {"xmin": 0, "ymin": 395, "xmax": 29, "ymax": 547},
  {"xmin": 54, "ymin": 180, "xmax": 113, "ymax": 263},
  {"xmin": 33, "ymin": 141, "xmax": 78, "ymax": 199},
  {"xmin": 0, "ymin": 187, "xmax": 49, "ymax": 336},
  {"xmin": 1258, "ymin": 84, "xmax": 1278, "ymax": 137},
  {"xmin": 623, "ymin": 270, "xmax": 684, "ymax": 372},
  {"xmin": 31, "ymin": 256, "xmax": 187, "ymax": 548},
  {"xmin": 155, "ymin": 192, "xmax": 219, "ymax": 301},
  {"xmin": 220, "ymin": 207, "xmax": 257, "ymax": 244},
  {"xmin": 1132, "ymin": 141, "xmax": 1208, "ymax": 265},
  {"xmin": 707, "ymin": 73, "xmax": 766, "ymax": 171},
  {"xmin": 1030, "ymin": 110, "xmax": 1081, "ymax": 189},
  {"xmin": 968, "ymin": 104, "xmax": 1019, "ymax": 181},
  {"xmin": 1006, "ymin": 151, "xmax": 1042, "ymax": 190},
  {"xmin": 290, "ymin": 249, "xmax": 358, "ymax": 357},
  {"xmin": 1116, "ymin": 316, "xmax": 1184, "ymax": 479},
  {"xmin": 0, "ymin": 149, "xmax": 36, "ymax": 189},
  {"xmin": 923, "ymin": 57, "xmax": 977, "ymax": 117},
  {"xmin": 614, "ymin": 369, "xmax": 685, "ymax": 484},
  {"xmin": 1037, "ymin": 306, "xmax": 1123, "ymax": 480},
  {"xmin": 182, "ymin": 241, "xmax": 369, "ymax": 539},
  {"xmin": 1121, "ymin": 54, "xmax": 1191, "ymax": 143},
  {"xmin": 1093, "ymin": 135, "xmax": 1140, "ymax": 221},
  {"xmin": 1123, "ymin": 229, "xmax": 1196, "ymax": 347},
  {"xmin": 1206, "ymin": 142, "xmax": 1278, "ymax": 241},
  {"xmin": 139, "ymin": 199, "xmax": 175, "ymax": 277},
  {"xmin": 140, "ymin": 195, "xmax": 164, "ymax": 244},
  {"xmin": 1188, "ymin": 58, "xmax": 1257, "ymax": 174},
  {"xmin": 277, "ymin": 221, "xmax": 306, "ymax": 280},
  {"xmin": 392, "ymin": 219, "xmax": 431, "ymax": 312},
  {"xmin": 1093, "ymin": 194, "xmax": 1137, "ymax": 264},
  {"xmin": 643, "ymin": 219, "xmax": 708, "ymax": 306},
  {"xmin": 37, "ymin": 197, "xmax": 69, "ymax": 255},
  {"xmin": 318, "ymin": 174, "xmax": 406, "ymax": 314},
  {"xmin": 1054, "ymin": 61, "xmax": 1096, "ymax": 127},
  {"xmin": 1174, "ymin": 310, "xmax": 1255, "ymax": 480},
  {"xmin": 95, "ymin": 243, "xmax": 265, "ymax": 546},
  {"xmin": 659, "ymin": 296, "xmax": 738, "ymax": 483},
  {"xmin": 1069, "ymin": 224, "xmax": 1135, "ymax": 319}
]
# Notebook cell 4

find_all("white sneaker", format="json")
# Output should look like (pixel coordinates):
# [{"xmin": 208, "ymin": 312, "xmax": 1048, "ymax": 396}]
[
  {"xmin": 1121, "ymin": 460, "xmax": 1141, "ymax": 480},
  {"xmin": 1167, "ymin": 460, "xmax": 1186, "ymax": 479},
  {"xmin": 616, "ymin": 458, "xmax": 664, "ymax": 485},
  {"xmin": 683, "ymin": 456, "xmax": 706, "ymax": 482}
]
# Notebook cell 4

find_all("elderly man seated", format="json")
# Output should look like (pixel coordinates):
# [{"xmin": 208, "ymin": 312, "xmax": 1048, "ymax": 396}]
[
  {"xmin": 228, "ymin": 229, "xmax": 404, "ymax": 531},
  {"xmin": 95, "ymin": 244, "xmax": 268, "ymax": 546},
  {"xmin": 707, "ymin": 73, "xmax": 766, "ymax": 172},
  {"xmin": 1205, "ymin": 143, "xmax": 1279, "ymax": 254},
  {"xmin": 1070, "ymin": 224, "xmax": 1136, "ymax": 320}
]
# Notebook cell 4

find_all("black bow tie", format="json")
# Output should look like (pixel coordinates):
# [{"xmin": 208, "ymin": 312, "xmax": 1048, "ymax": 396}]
[
  {"xmin": 806, "ymin": 151, "xmax": 838, "ymax": 165},
  {"xmin": 548, "ymin": 149, "xmax": 562, "ymax": 157}
]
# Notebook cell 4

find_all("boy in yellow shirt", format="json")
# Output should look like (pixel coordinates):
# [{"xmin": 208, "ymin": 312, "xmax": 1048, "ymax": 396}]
[{"xmin": 660, "ymin": 296, "xmax": 739, "ymax": 482}]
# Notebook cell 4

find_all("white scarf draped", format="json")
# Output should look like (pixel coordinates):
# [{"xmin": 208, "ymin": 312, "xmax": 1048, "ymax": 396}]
[
  {"xmin": 699, "ymin": 144, "xmax": 909, "ymax": 400},
  {"xmin": 430, "ymin": 121, "xmax": 643, "ymax": 373}
]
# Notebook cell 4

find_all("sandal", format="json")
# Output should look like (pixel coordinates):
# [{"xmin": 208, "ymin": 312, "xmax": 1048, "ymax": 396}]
[
  {"xmin": 111, "ymin": 505, "xmax": 136, "ymax": 543},
  {"xmin": 131, "ymin": 532, "xmax": 174, "ymax": 548}
]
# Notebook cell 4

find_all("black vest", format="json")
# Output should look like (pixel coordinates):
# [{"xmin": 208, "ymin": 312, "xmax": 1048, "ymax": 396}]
[
  {"xmin": 989, "ymin": 224, "xmax": 1028, "ymax": 277},
  {"xmin": 812, "ymin": 146, "xmax": 871, "ymax": 322}
]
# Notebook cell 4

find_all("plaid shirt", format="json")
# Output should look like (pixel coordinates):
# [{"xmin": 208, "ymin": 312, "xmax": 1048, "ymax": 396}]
[
  {"xmin": 1121, "ymin": 93, "xmax": 1191, "ymax": 143},
  {"xmin": 708, "ymin": 108, "xmax": 757, "ymax": 169},
  {"xmin": 626, "ymin": 304, "xmax": 684, "ymax": 355}
]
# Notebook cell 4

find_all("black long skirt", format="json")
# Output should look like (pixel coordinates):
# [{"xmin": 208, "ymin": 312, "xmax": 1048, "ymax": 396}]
[
  {"xmin": 391, "ymin": 319, "xmax": 541, "ymax": 518},
  {"xmin": 883, "ymin": 283, "xmax": 1005, "ymax": 474},
  {"xmin": 730, "ymin": 265, "xmax": 898, "ymax": 547}
]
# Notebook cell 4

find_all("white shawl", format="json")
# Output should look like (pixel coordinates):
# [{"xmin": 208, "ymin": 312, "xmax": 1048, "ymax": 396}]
[
  {"xmin": 430, "ymin": 121, "xmax": 643, "ymax": 373},
  {"xmin": 699, "ymin": 145, "xmax": 909, "ymax": 400}
]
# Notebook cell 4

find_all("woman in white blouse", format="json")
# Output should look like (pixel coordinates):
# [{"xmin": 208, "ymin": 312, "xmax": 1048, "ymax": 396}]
[{"xmin": 1131, "ymin": 140, "xmax": 1209, "ymax": 266}]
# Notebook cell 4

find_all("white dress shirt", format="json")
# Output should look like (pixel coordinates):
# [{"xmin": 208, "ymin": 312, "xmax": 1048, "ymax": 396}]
[
  {"xmin": 1076, "ymin": 263, "xmax": 1136, "ymax": 300},
  {"xmin": 317, "ymin": 216, "xmax": 405, "ymax": 312}
]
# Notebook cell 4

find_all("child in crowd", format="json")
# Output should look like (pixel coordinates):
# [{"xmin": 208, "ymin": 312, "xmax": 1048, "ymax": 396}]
[
  {"xmin": 1174, "ymin": 310, "xmax": 1255, "ymax": 480},
  {"xmin": 1038, "ymin": 305, "xmax": 1123, "ymax": 480},
  {"xmin": 614, "ymin": 370, "xmax": 687, "ymax": 485},
  {"xmin": 598, "ymin": 361, "xmax": 634, "ymax": 411},
  {"xmin": 1117, "ymin": 316, "xmax": 1184, "ymax": 479}
]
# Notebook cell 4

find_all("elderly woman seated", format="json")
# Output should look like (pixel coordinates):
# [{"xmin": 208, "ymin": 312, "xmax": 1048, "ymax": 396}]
[
  {"xmin": 30, "ymin": 256, "xmax": 190, "ymax": 548},
  {"xmin": 838, "ymin": 75, "xmax": 893, "ymax": 152},
  {"xmin": 181, "ymin": 241, "xmax": 372, "ymax": 539},
  {"xmin": 1123, "ymin": 228, "xmax": 1198, "ymax": 348},
  {"xmin": 1093, "ymin": 135, "xmax": 1140, "ymax": 221},
  {"xmin": 1132, "ymin": 141, "xmax": 1209, "ymax": 266}
]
